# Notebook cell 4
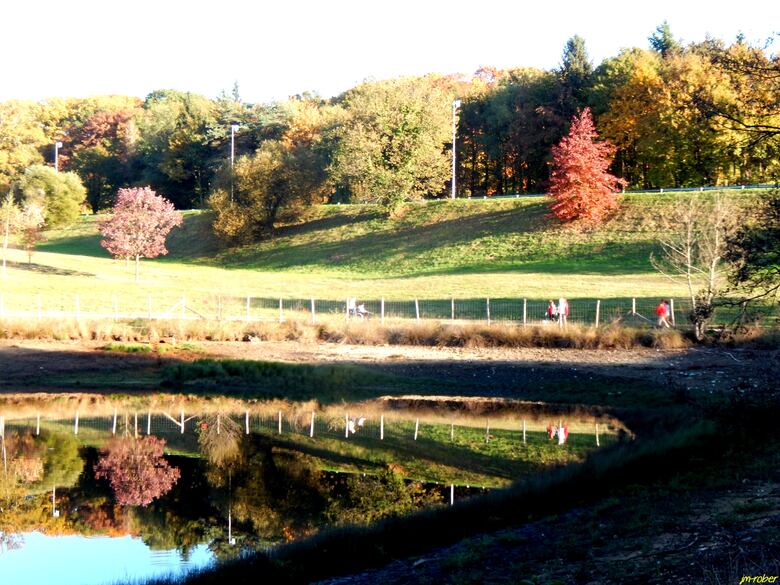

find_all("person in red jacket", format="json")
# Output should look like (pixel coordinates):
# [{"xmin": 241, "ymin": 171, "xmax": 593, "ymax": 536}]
[{"xmin": 656, "ymin": 300, "xmax": 671, "ymax": 328}]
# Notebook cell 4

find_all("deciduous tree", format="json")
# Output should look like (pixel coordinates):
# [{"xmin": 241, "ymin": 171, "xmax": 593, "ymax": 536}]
[
  {"xmin": 99, "ymin": 187, "xmax": 183, "ymax": 281},
  {"xmin": 14, "ymin": 164, "xmax": 86, "ymax": 227},
  {"xmin": 548, "ymin": 108, "xmax": 626, "ymax": 223},
  {"xmin": 94, "ymin": 436, "xmax": 180, "ymax": 507}
]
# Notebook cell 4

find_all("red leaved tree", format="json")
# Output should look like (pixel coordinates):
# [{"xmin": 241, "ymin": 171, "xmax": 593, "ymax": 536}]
[
  {"xmin": 547, "ymin": 108, "xmax": 626, "ymax": 224},
  {"xmin": 94, "ymin": 436, "xmax": 180, "ymax": 507},
  {"xmin": 99, "ymin": 187, "xmax": 183, "ymax": 281}
]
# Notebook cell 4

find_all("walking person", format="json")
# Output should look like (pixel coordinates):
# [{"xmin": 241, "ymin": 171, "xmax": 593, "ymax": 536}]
[
  {"xmin": 547, "ymin": 300, "xmax": 558, "ymax": 322},
  {"xmin": 557, "ymin": 297, "xmax": 569, "ymax": 329},
  {"xmin": 655, "ymin": 299, "xmax": 671, "ymax": 328}
]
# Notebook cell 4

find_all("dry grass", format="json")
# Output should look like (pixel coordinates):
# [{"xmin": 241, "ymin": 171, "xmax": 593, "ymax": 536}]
[{"xmin": 0, "ymin": 316, "xmax": 692, "ymax": 350}]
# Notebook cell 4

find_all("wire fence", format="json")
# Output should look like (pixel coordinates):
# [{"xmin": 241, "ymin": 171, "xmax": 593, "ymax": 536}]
[{"xmin": 0, "ymin": 291, "xmax": 708, "ymax": 327}]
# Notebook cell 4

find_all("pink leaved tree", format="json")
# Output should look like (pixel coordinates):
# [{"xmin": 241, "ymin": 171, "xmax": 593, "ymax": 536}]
[
  {"xmin": 548, "ymin": 108, "xmax": 627, "ymax": 224},
  {"xmin": 94, "ymin": 436, "xmax": 181, "ymax": 507},
  {"xmin": 99, "ymin": 187, "xmax": 183, "ymax": 281}
]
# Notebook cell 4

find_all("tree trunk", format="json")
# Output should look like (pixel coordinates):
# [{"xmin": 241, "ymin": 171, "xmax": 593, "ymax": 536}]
[{"xmin": 135, "ymin": 254, "xmax": 140, "ymax": 282}]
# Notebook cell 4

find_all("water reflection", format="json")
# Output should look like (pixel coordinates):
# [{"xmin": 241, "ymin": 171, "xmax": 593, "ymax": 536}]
[{"xmin": 0, "ymin": 406, "xmax": 622, "ymax": 584}]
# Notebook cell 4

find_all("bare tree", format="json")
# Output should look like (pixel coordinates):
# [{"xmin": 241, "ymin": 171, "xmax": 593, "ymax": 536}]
[{"xmin": 651, "ymin": 192, "xmax": 741, "ymax": 340}]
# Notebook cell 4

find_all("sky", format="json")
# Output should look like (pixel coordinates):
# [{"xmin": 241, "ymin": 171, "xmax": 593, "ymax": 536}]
[{"xmin": 1, "ymin": 0, "xmax": 778, "ymax": 104}]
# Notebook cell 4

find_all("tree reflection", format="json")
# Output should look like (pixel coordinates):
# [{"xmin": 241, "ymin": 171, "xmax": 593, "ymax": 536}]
[{"xmin": 94, "ymin": 436, "xmax": 180, "ymax": 506}]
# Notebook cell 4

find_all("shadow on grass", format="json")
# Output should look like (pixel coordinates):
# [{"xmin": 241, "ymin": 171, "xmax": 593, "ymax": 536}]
[{"xmin": 3, "ymin": 259, "xmax": 94, "ymax": 277}]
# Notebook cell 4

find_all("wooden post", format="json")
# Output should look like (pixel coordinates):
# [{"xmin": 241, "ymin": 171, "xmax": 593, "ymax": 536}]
[
  {"xmin": 74, "ymin": 411, "xmax": 79, "ymax": 435},
  {"xmin": 380, "ymin": 414, "xmax": 384, "ymax": 440},
  {"xmin": 486, "ymin": 298, "xmax": 491, "ymax": 326},
  {"xmin": 147, "ymin": 411, "xmax": 151, "ymax": 435},
  {"xmin": 311, "ymin": 298, "xmax": 316, "ymax": 324},
  {"xmin": 450, "ymin": 484, "xmax": 454, "ymax": 506},
  {"xmin": 485, "ymin": 419, "xmax": 490, "ymax": 444},
  {"xmin": 596, "ymin": 423, "xmax": 600, "ymax": 447},
  {"xmin": 632, "ymin": 297, "xmax": 636, "ymax": 315},
  {"xmin": 36, "ymin": 413, "xmax": 40, "ymax": 436},
  {"xmin": 345, "ymin": 412, "xmax": 349, "ymax": 438},
  {"xmin": 112, "ymin": 408, "xmax": 117, "ymax": 435},
  {"xmin": 523, "ymin": 298, "xmax": 527, "ymax": 326},
  {"xmin": 414, "ymin": 418, "xmax": 419, "ymax": 441},
  {"xmin": 450, "ymin": 422, "xmax": 454, "ymax": 442},
  {"xmin": 245, "ymin": 410, "xmax": 250, "ymax": 435},
  {"xmin": 246, "ymin": 296, "xmax": 251, "ymax": 321},
  {"xmin": 451, "ymin": 298, "xmax": 455, "ymax": 322},
  {"xmin": 595, "ymin": 300, "xmax": 601, "ymax": 327},
  {"xmin": 278, "ymin": 410, "xmax": 282, "ymax": 434},
  {"xmin": 381, "ymin": 297, "xmax": 385, "ymax": 325},
  {"xmin": 278, "ymin": 299, "xmax": 283, "ymax": 323},
  {"xmin": 217, "ymin": 414, "xmax": 221, "ymax": 435},
  {"xmin": 415, "ymin": 299, "xmax": 420, "ymax": 322},
  {"xmin": 76, "ymin": 295, "xmax": 81, "ymax": 321},
  {"xmin": 670, "ymin": 298, "xmax": 676, "ymax": 326},
  {"xmin": 523, "ymin": 419, "xmax": 526, "ymax": 444},
  {"xmin": 310, "ymin": 412, "xmax": 315, "ymax": 438},
  {"xmin": 180, "ymin": 410, "xmax": 185, "ymax": 434}
]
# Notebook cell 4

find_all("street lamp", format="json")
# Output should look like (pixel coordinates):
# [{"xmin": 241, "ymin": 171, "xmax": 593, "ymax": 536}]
[
  {"xmin": 54, "ymin": 141, "xmax": 63, "ymax": 173},
  {"xmin": 451, "ymin": 100, "xmax": 461, "ymax": 199},
  {"xmin": 230, "ymin": 123, "xmax": 239, "ymax": 202}
]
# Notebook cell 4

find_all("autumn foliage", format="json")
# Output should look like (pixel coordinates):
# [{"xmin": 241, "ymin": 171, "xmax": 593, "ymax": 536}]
[
  {"xmin": 548, "ymin": 108, "xmax": 626, "ymax": 224},
  {"xmin": 94, "ymin": 436, "xmax": 180, "ymax": 507}
]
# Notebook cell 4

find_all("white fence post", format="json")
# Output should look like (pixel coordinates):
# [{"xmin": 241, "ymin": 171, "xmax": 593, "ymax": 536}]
[
  {"xmin": 74, "ymin": 411, "xmax": 79, "ymax": 435},
  {"xmin": 246, "ymin": 296, "xmax": 251, "ymax": 321},
  {"xmin": 245, "ymin": 410, "xmax": 250, "ymax": 435},
  {"xmin": 380, "ymin": 414, "xmax": 384, "ymax": 440},
  {"xmin": 486, "ymin": 298, "xmax": 491, "ymax": 326},
  {"xmin": 381, "ymin": 297, "xmax": 385, "ymax": 325},
  {"xmin": 345, "ymin": 412, "xmax": 349, "ymax": 438},
  {"xmin": 147, "ymin": 411, "xmax": 151, "ymax": 435},
  {"xmin": 670, "ymin": 298, "xmax": 676, "ymax": 326},
  {"xmin": 415, "ymin": 299, "xmax": 420, "ymax": 322},
  {"xmin": 485, "ymin": 419, "xmax": 490, "ymax": 444},
  {"xmin": 112, "ymin": 408, "xmax": 117, "ymax": 435},
  {"xmin": 278, "ymin": 410, "xmax": 283, "ymax": 434},
  {"xmin": 180, "ymin": 410, "xmax": 185, "ymax": 434},
  {"xmin": 310, "ymin": 411, "xmax": 315, "ymax": 437},
  {"xmin": 451, "ymin": 298, "xmax": 455, "ymax": 322},
  {"xmin": 632, "ymin": 297, "xmax": 636, "ymax": 315},
  {"xmin": 450, "ymin": 484, "xmax": 454, "ymax": 506},
  {"xmin": 36, "ymin": 413, "xmax": 40, "ymax": 435},
  {"xmin": 414, "ymin": 418, "xmax": 419, "ymax": 440},
  {"xmin": 311, "ymin": 298, "xmax": 316, "ymax": 324},
  {"xmin": 278, "ymin": 299, "xmax": 283, "ymax": 323},
  {"xmin": 523, "ymin": 298, "xmax": 527, "ymax": 327},
  {"xmin": 595, "ymin": 300, "xmax": 601, "ymax": 327},
  {"xmin": 596, "ymin": 423, "xmax": 600, "ymax": 447}
]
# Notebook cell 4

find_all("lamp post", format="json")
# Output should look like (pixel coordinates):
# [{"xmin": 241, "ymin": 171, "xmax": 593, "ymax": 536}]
[
  {"xmin": 451, "ymin": 100, "xmax": 461, "ymax": 199},
  {"xmin": 54, "ymin": 141, "xmax": 63, "ymax": 173},
  {"xmin": 230, "ymin": 123, "xmax": 239, "ymax": 202}
]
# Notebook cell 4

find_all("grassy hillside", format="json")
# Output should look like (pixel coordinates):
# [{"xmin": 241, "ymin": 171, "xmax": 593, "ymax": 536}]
[{"xmin": 0, "ymin": 191, "xmax": 762, "ymax": 314}]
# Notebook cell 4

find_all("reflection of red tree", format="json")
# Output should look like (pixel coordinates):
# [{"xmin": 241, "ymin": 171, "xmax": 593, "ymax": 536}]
[{"xmin": 94, "ymin": 436, "xmax": 180, "ymax": 506}]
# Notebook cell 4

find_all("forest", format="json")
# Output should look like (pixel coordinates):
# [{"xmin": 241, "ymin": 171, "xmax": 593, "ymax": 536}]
[{"xmin": 1, "ymin": 26, "xmax": 778, "ymax": 240}]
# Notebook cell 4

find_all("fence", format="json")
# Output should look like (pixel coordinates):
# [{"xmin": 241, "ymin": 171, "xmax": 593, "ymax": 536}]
[{"xmin": 0, "ymin": 291, "xmax": 695, "ymax": 328}]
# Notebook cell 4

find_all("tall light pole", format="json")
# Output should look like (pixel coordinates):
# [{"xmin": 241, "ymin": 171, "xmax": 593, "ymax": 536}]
[
  {"xmin": 451, "ymin": 100, "xmax": 461, "ymax": 199},
  {"xmin": 54, "ymin": 141, "xmax": 63, "ymax": 173},
  {"xmin": 230, "ymin": 123, "xmax": 239, "ymax": 202}
]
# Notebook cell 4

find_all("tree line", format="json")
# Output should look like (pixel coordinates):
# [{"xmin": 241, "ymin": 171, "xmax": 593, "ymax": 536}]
[{"xmin": 0, "ymin": 26, "xmax": 778, "ymax": 241}]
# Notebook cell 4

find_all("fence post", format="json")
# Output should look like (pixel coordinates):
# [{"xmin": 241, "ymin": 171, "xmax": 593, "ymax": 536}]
[
  {"xmin": 345, "ymin": 412, "xmax": 349, "ymax": 438},
  {"xmin": 381, "ymin": 297, "xmax": 385, "ymax": 325},
  {"xmin": 415, "ymin": 299, "xmax": 420, "ymax": 322},
  {"xmin": 595, "ymin": 300, "xmax": 601, "ymax": 327},
  {"xmin": 486, "ymin": 298, "xmax": 491, "ymax": 326},
  {"xmin": 596, "ymin": 423, "xmax": 600, "ymax": 447},
  {"xmin": 451, "ymin": 298, "xmax": 455, "ymax": 322},
  {"xmin": 450, "ymin": 422, "xmax": 454, "ymax": 442},
  {"xmin": 670, "ymin": 298, "xmax": 676, "ymax": 326},
  {"xmin": 278, "ymin": 410, "xmax": 283, "ymax": 435},
  {"xmin": 147, "ymin": 411, "xmax": 151, "ymax": 435},
  {"xmin": 485, "ymin": 419, "xmax": 490, "ymax": 444},
  {"xmin": 246, "ymin": 296, "xmax": 251, "ymax": 321},
  {"xmin": 279, "ymin": 299, "xmax": 283, "ymax": 323},
  {"xmin": 523, "ymin": 419, "xmax": 526, "ymax": 444},
  {"xmin": 414, "ymin": 418, "xmax": 419, "ymax": 441},
  {"xmin": 311, "ymin": 298, "xmax": 316, "ymax": 324},
  {"xmin": 450, "ymin": 484, "xmax": 454, "ymax": 506},
  {"xmin": 310, "ymin": 411, "xmax": 315, "ymax": 438},
  {"xmin": 36, "ymin": 413, "xmax": 40, "ymax": 435},
  {"xmin": 632, "ymin": 297, "xmax": 636, "ymax": 315},
  {"xmin": 112, "ymin": 408, "xmax": 117, "ymax": 435},
  {"xmin": 180, "ymin": 410, "xmax": 185, "ymax": 434},
  {"xmin": 245, "ymin": 410, "xmax": 250, "ymax": 435},
  {"xmin": 380, "ymin": 414, "xmax": 384, "ymax": 440},
  {"xmin": 523, "ymin": 298, "xmax": 527, "ymax": 327},
  {"xmin": 74, "ymin": 411, "xmax": 79, "ymax": 435}
]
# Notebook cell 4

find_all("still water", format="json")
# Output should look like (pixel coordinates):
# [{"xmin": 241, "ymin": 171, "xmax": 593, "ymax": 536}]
[{"xmin": 0, "ymin": 408, "xmax": 618, "ymax": 584}]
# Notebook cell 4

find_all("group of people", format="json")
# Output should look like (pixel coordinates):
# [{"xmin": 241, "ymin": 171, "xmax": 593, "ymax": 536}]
[
  {"xmin": 546, "ymin": 298, "xmax": 569, "ymax": 325},
  {"xmin": 346, "ymin": 298, "xmax": 370, "ymax": 319},
  {"xmin": 655, "ymin": 299, "xmax": 672, "ymax": 328},
  {"xmin": 547, "ymin": 422, "xmax": 569, "ymax": 445}
]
